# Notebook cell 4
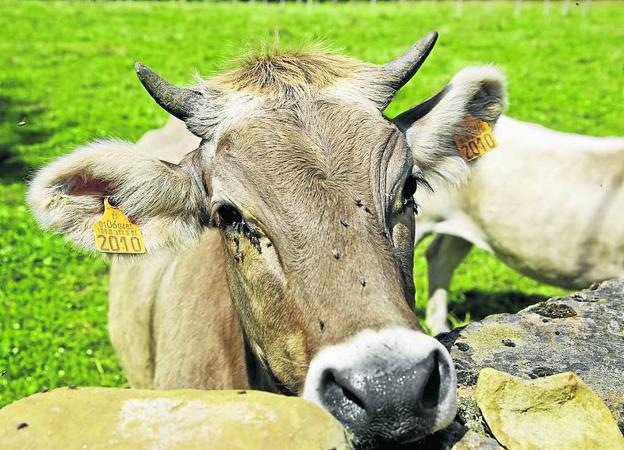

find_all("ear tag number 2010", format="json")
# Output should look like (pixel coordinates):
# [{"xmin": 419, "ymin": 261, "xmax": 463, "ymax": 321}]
[
  {"xmin": 454, "ymin": 114, "xmax": 498, "ymax": 162},
  {"xmin": 92, "ymin": 198, "xmax": 146, "ymax": 254}
]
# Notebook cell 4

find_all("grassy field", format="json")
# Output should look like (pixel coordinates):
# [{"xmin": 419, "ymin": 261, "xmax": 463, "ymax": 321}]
[{"xmin": 1, "ymin": 1, "xmax": 622, "ymax": 407}]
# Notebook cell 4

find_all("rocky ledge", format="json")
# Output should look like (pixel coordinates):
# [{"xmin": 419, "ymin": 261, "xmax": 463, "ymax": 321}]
[{"xmin": 438, "ymin": 278, "xmax": 624, "ymax": 444}]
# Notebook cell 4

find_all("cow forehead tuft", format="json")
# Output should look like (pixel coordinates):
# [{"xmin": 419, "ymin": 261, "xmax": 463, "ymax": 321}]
[
  {"xmin": 193, "ymin": 47, "xmax": 393, "ymax": 112},
  {"xmin": 185, "ymin": 48, "xmax": 396, "ymax": 142},
  {"xmin": 213, "ymin": 48, "xmax": 366, "ymax": 95}
]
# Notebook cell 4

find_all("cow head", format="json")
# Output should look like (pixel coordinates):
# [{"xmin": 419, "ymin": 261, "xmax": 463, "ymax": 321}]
[{"xmin": 28, "ymin": 33, "xmax": 506, "ymax": 448}]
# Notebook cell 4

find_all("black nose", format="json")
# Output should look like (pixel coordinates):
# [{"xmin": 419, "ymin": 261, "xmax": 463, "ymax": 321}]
[{"xmin": 317, "ymin": 350, "xmax": 448, "ymax": 449}]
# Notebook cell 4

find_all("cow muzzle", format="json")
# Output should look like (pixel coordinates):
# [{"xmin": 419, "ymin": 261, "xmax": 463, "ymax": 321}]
[{"xmin": 302, "ymin": 327, "xmax": 457, "ymax": 449}]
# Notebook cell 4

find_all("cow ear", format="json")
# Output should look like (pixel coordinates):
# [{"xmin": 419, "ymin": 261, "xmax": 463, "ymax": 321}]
[
  {"xmin": 394, "ymin": 66, "xmax": 507, "ymax": 182},
  {"xmin": 27, "ymin": 139, "xmax": 208, "ymax": 253}
]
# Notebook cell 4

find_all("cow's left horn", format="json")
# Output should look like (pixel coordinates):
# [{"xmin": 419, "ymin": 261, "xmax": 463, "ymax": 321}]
[
  {"xmin": 379, "ymin": 31, "xmax": 438, "ymax": 110},
  {"xmin": 135, "ymin": 63, "xmax": 204, "ymax": 121}
]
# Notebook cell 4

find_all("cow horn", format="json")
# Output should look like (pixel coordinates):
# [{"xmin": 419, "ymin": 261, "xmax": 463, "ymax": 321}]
[
  {"xmin": 135, "ymin": 63, "xmax": 204, "ymax": 121},
  {"xmin": 380, "ymin": 32, "xmax": 438, "ymax": 109}
]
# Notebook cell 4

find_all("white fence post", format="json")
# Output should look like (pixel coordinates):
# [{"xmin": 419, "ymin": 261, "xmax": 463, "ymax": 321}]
[
  {"xmin": 562, "ymin": 0, "xmax": 571, "ymax": 16},
  {"xmin": 544, "ymin": 0, "xmax": 551, "ymax": 16}
]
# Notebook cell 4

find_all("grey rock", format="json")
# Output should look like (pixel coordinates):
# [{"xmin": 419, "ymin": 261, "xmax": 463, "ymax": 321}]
[{"xmin": 438, "ymin": 278, "xmax": 624, "ymax": 439}]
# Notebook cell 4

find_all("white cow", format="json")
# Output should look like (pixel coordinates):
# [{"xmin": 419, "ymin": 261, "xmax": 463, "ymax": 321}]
[{"xmin": 416, "ymin": 115, "xmax": 624, "ymax": 334}]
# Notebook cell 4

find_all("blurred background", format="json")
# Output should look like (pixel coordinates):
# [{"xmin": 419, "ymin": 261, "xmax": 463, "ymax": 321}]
[{"xmin": 0, "ymin": 0, "xmax": 622, "ymax": 407}]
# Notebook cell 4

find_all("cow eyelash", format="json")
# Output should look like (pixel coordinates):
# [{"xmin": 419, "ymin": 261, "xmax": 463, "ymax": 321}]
[{"xmin": 414, "ymin": 172, "xmax": 432, "ymax": 192}]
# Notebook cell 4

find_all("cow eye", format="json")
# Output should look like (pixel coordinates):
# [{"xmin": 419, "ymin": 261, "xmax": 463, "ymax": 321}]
[
  {"xmin": 396, "ymin": 171, "xmax": 429, "ymax": 216},
  {"xmin": 402, "ymin": 176, "xmax": 418, "ymax": 201},
  {"xmin": 212, "ymin": 203, "xmax": 263, "ymax": 250},
  {"xmin": 212, "ymin": 204, "xmax": 243, "ymax": 229}
]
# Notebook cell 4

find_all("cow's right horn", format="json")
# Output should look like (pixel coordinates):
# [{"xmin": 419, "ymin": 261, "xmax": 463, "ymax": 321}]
[
  {"xmin": 135, "ymin": 63, "xmax": 204, "ymax": 121},
  {"xmin": 378, "ymin": 32, "xmax": 438, "ymax": 110}
]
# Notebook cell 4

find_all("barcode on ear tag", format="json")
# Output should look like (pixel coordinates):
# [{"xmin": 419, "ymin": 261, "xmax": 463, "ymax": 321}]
[
  {"xmin": 454, "ymin": 114, "xmax": 498, "ymax": 162},
  {"xmin": 92, "ymin": 197, "xmax": 146, "ymax": 254}
]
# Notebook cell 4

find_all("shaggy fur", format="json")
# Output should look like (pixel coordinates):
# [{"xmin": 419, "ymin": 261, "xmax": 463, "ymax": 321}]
[{"xmin": 218, "ymin": 49, "xmax": 361, "ymax": 95}]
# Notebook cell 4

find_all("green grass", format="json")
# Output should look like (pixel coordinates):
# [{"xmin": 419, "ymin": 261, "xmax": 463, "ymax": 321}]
[{"xmin": 1, "ymin": 1, "xmax": 622, "ymax": 408}]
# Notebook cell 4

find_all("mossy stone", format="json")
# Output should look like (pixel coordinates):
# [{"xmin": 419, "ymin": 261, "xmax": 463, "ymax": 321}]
[
  {"xmin": 475, "ymin": 368, "xmax": 624, "ymax": 450},
  {"xmin": 0, "ymin": 387, "xmax": 353, "ymax": 450},
  {"xmin": 528, "ymin": 302, "xmax": 577, "ymax": 318}
]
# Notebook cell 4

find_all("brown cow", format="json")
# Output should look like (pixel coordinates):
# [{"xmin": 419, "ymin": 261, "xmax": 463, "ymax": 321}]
[{"xmin": 28, "ymin": 33, "xmax": 507, "ymax": 448}]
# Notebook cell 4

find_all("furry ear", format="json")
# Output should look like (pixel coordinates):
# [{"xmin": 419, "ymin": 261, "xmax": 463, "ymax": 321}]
[
  {"xmin": 28, "ymin": 139, "xmax": 207, "ymax": 253},
  {"xmin": 394, "ymin": 65, "xmax": 507, "ymax": 182}
]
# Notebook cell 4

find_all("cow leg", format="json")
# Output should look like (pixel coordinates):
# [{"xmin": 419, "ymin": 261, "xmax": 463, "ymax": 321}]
[{"xmin": 425, "ymin": 234, "xmax": 473, "ymax": 335}]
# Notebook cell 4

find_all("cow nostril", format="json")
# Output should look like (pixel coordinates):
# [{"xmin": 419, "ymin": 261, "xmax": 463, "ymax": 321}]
[
  {"xmin": 321, "ymin": 369, "xmax": 366, "ymax": 411},
  {"xmin": 339, "ymin": 380, "xmax": 366, "ymax": 411},
  {"xmin": 421, "ymin": 351, "xmax": 442, "ymax": 410}
]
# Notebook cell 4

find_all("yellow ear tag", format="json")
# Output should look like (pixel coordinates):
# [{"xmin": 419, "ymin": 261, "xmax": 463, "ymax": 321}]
[
  {"xmin": 92, "ymin": 198, "xmax": 146, "ymax": 254},
  {"xmin": 454, "ymin": 114, "xmax": 498, "ymax": 162}
]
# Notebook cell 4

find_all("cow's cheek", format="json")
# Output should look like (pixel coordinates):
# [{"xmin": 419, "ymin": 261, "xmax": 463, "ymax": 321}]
[
  {"xmin": 262, "ymin": 330, "xmax": 309, "ymax": 392},
  {"xmin": 222, "ymin": 234, "xmax": 309, "ymax": 389}
]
